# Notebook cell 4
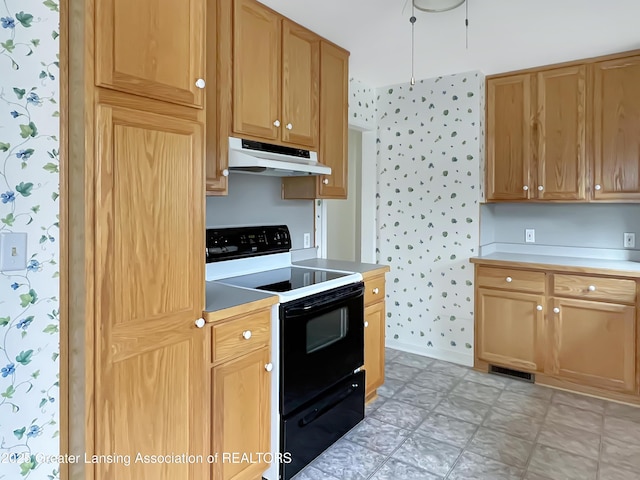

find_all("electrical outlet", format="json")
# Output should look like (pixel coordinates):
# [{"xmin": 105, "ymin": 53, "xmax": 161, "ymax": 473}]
[
  {"xmin": 624, "ymin": 232, "xmax": 635, "ymax": 249},
  {"xmin": 303, "ymin": 233, "xmax": 311, "ymax": 249},
  {"xmin": 525, "ymin": 229, "xmax": 535, "ymax": 243}
]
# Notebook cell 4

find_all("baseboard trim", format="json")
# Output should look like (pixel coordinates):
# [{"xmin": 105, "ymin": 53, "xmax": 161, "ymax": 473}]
[{"xmin": 385, "ymin": 340, "xmax": 474, "ymax": 367}]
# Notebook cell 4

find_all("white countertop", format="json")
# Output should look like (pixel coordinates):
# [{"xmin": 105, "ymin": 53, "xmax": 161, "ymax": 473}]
[{"xmin": 472, "ymin": 252, "xmax": 640, "ymax": 275}]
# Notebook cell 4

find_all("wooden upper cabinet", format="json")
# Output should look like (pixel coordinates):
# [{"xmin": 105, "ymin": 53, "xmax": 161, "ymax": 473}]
[
  {"xmin": 536, "ymin": 66, "xmax": 586, "ymax": 200},
  {"xmin": 486, "ymin": 75, "xmax": 532, "ymax": 201},
  {"xmin": 282, "ymin": 20, "xmax": 320, "ymax": 147},
  {"xmin": 318, "ymin": 41, "xmax": 349, "ymax": 198},
  {"xmin": 94, "ymin": 100, "xmax": 207, "ymax": 479},
  {"xmin": 593, "ymin": 55, "xmax": 640, "ymax": 201},
  {"xmin": 233, "ymin": 0, "xmax": 281, "ymax": 140},
  {"xmin": 95, "ymin": 0, "xmax": 205, "ymax": 108}
]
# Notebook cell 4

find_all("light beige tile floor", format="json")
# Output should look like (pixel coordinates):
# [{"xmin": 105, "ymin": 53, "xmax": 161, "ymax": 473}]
[{"xmin": 292, "ymin": 348, "xmax": 640, "ymax": 480}]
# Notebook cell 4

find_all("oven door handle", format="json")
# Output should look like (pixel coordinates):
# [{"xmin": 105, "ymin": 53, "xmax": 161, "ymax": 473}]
[
  {"xmin": 285, "ymin": 289, "xmax": 363, "ymax": 317},
  {"xmin": 298, "ymin": 381, "xmax": 360, "ymax": 428}
]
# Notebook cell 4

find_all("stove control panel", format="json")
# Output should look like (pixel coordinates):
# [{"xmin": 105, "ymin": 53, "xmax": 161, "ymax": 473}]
[{"xmin": 206, "ymin": 225, "xmax": 291, "ymax": 262}]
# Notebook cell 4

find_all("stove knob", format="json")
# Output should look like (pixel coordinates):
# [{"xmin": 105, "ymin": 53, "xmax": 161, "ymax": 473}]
[
  {"xmin": 242, "ymin": 330, "xmax": 252, "ymax": 340},
  {"xmin": 265, "ymin": 363, "xmax": 273, "ymax": 372}
]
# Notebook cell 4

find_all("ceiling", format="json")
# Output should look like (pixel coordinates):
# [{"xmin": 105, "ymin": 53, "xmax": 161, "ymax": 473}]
[{"xmin": 259, "ymin": 0, "xmax": 640, "ymax": 87}]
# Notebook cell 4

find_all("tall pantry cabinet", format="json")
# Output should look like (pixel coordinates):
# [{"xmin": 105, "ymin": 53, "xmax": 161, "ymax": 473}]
[{"xmin": 68, "ymin": 0, "xmax": 209, "ymax": 478}]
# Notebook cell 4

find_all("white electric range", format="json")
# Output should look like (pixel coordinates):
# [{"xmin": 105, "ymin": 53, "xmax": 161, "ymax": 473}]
[{"xmin": 206, "ymin": 225, "xmax": 365, "ymax": 480}]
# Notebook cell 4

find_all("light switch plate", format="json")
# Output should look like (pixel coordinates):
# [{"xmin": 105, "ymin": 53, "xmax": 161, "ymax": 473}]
[
  {"xmin": 303, "ymin": 233, "xmax": 311, "ymax": 249},
  {"xmin": 0, "ymin": 232, "xmax": 28, "ymax": 271}
]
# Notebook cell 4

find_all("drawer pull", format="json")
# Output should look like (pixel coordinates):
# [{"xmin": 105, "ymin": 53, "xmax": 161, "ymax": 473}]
[
  {"xmin": 594, "ymin": 184, "xmax": 601, "ymax": 191},
  {"xmin": 372, "ymin": 287, "xmax": 380, "ymax": 294},
  {"xmin": 221, "ymin": 169, "xmax": 229, "ymax": 177},
  {"xmin": 537, "ymin": 185, "xmax": 544, "ymax": 191},
  {"xmin": 553, "ymin": 307, "xmax": 560, "ymax": 314},
  {"xmin": 588, "ymin": 285, "xmax": 596, "ymax": 292},
  {"xmin": 273, "ymin": 119, "xmax": 281, "ymax": 127},
  {"xmin": 322, "ymin": 178, "xmax": 329, "ymax": 185},
  {"xmin": 242, "ymin": 330, "xmax": 252, "ymax": 340},
  {"xmin": 265, "ymin": 363, "xmax": 273, "ymax": 372},
  {"xmin": 536, "ymin": 305, "xmax": 543, "ymax": 311},
  {"xmin": 195, "ymin": 318, "xmax": 205, "ymax": 328},
  {"xmin": 195, "ymin": 78, "xmax": 206, "ymax": 89},
  {"xmin": 505, "ymin": 277, "xmax": 513, "ymax": 283},
  {"xmin": 286, "ymin": 123, "xmax": 293, "ymax": 130},
  {"xmin": 522, "ymin": 186, "xmax": 529, "ymax": 191},
  {"xmin": 364, "ymin": 321, "xmax": 369, "ymax": 328}
]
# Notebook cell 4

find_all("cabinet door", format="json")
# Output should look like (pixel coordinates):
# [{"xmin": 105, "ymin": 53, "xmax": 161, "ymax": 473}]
[
  {"xmin": 212, "ymin": 347, "xmax": 271, "ymax": 480},
  {"xmin": 94, "ymin": 102, "xmax": 207, "ymax": 479},
  {"xmin": 486, "ymin": 75, "xmax": 532, "ymax": 201},
  {"xmin": 549, "ymin": 298, "xmax": 636, "ymax": 393},
  {"xmin": 593, "ymin": 55, "xmax": 640, "ymax": 201},
  {"xmin": 476, "ymin": 288, "xmax": 545, "ymax": 372},
  {"xmin": 95, "ymin": 0, "xmax": 205, "ymax": 107},
  {"xmin": 318, "ymin": 41, "xmax": 349, "ymax": 198},
  {"xmin": 536, "ymin": 66, "xmax": 586, "ymax": 200},
  {"xmin": 281, "ymin": 20, "xmax": 319, "ymax": 147},
  {"xmin": 364, "ymin": 301, "xmax": 385, "ymax": 399},
  {"xmin": 233, "ymin": 0, "xmax": 281, "ymax": 140}
]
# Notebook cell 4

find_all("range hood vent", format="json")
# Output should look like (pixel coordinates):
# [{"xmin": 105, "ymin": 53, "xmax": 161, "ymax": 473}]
[{"xmin": 228, "ymin": 137, "xmax": 331, "ymax": 177}]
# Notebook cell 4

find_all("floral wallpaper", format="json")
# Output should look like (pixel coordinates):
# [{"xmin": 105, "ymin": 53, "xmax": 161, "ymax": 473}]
[
  {"xmin": 348, "ymin": 78, "xmax": 376, "ymax": 130},
  {"xmin": 376, "ymin": 72, "xmax": 483, "ymax": 365},
  {"xmin": 0, "ymin": 0, "xmax": 60, "ymax": 478}
]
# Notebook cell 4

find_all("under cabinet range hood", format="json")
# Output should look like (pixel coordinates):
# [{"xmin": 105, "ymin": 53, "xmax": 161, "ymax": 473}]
[{"xmin": 228, "ymin": 137, "xmax": 331, "ymax": 177}]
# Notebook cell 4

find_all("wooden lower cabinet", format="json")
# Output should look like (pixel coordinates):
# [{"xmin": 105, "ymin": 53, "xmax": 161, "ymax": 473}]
[
  {"xmin": 363, "ymin": 271, "xmax": 388, "ymax": 400},
  {"xmin": 473, "ymin": 260, "xmax": 640, "ymax": 403},
  {"xmin": 212, "ymin": 345, "xmax": 271, "ymax": 480},
  {"xmin": 476, "ymin": 288, "xmax": 545, "ymax": 372},
  {"xmin": 549, "ymin": 297, "xmax": 636, "ymax": 393},
  {"xmin": 364, "ymin": 301, "xmax": 385, "ymax": 399}
]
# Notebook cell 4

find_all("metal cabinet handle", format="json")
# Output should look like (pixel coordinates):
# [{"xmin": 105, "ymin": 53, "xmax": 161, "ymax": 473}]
[
  {"xmin": 373, "ymin": 287, "xmax": 379, "ymax": 294},
  {"xmin": 553, "ymin": 307, "xmax": 560, "ymax": 314},
  {"xmin": 195, "ymin": 318, "xmax": 205, "ymax": 328},
  {"xmin": 588, "ymin": 285, "xmax": 596, "ymax": 292},
  {"xmin": 505, "ymin": 277, "xmax": 513, "ymax": 283},
  {"xmin": 536, "ymin": 305, "xmax": 543, "ymax": 311},
  {"xmin": 273, "ymin": 120, "xmax": 281, "ymax": 127},
  {"xmin": 364, "ymin": 321, "xmax": 369, "ymax": 328},
  {"xmin": 265, "ymin": 363, "xmax": 273, "ymax": 372},
  {"xmin": 242, "ymin": 330, "xmax": 252, "ymax": 340},
  {"xmin": 322, "ymin": 178, "xmax": 329, "ymax": 185},
  {"xmin": 195, "ymin": 78, "xmax": 206, "ymax": 89},
  {"xmin": 523, "ymin": 186, "xmax": 529, "ymax": 191}
]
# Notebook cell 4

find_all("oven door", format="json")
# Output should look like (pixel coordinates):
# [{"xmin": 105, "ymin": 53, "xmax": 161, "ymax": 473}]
[{"xmin": 280, "ymin": 282, "xmax": 364, "ymax": 416}]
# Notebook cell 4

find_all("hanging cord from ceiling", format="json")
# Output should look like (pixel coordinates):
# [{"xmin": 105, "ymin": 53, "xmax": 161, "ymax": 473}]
[
  {"xmin": 410, "ymin": 3, "xmax": 416, "ymax": 85},
  {"xmin": 408, "ymin": 0, "xmax": 469, "ymax": 85}
]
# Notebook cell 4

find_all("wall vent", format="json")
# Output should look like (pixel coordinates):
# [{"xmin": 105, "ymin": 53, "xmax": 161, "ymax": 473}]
[{"xmin": 489, "ymin": 365, "xmax": 534, "ymax": 383}]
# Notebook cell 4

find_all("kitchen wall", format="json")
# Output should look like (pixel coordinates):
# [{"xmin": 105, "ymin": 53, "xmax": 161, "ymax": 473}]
[
  {"xmin": 376, "ymin": 72, "xmax": 483, "ymax": 366},
  {"xmin": 481, "ymin": 203, "xmax": 640, "ymax": 257},
  {"xmin": 0, "ymin": 0, "xmax": 60, "ymax": 477},
  {"xmin": 348, "ymin": 78, "xmax": 376, "ymax": 131},
  {"xmin": 206, "ymin": 174, "xmax": 314, "ymax": 250}
]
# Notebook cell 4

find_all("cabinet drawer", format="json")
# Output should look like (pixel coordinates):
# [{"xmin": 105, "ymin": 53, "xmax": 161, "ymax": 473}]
[
  {"xmin": 476, "ymin": 266, "xmax": 545, "ymax": 293},
  {"xmin": 212, "ymin": 308, "xmax": 271, "ymax": 364},
  {"xmin": 553, "ymin": 274, "xmax": 636, "ymax": 304},
  {"xmin": 364, "ymin": 275, "xmax": 386, "ymax": 306}
]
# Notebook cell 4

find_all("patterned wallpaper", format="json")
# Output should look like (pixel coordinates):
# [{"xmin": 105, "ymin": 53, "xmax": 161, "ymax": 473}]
[
  {"xmin": 376, "ymin": 73, "xmax": 483, "ymax": 365},
  {"xmin": 0, "ymin": 0, "xmax": 60, "ymax": 478},
  {"xmin": 348, "ymin": 78, "xmax": 376, "ymax": 130}
]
